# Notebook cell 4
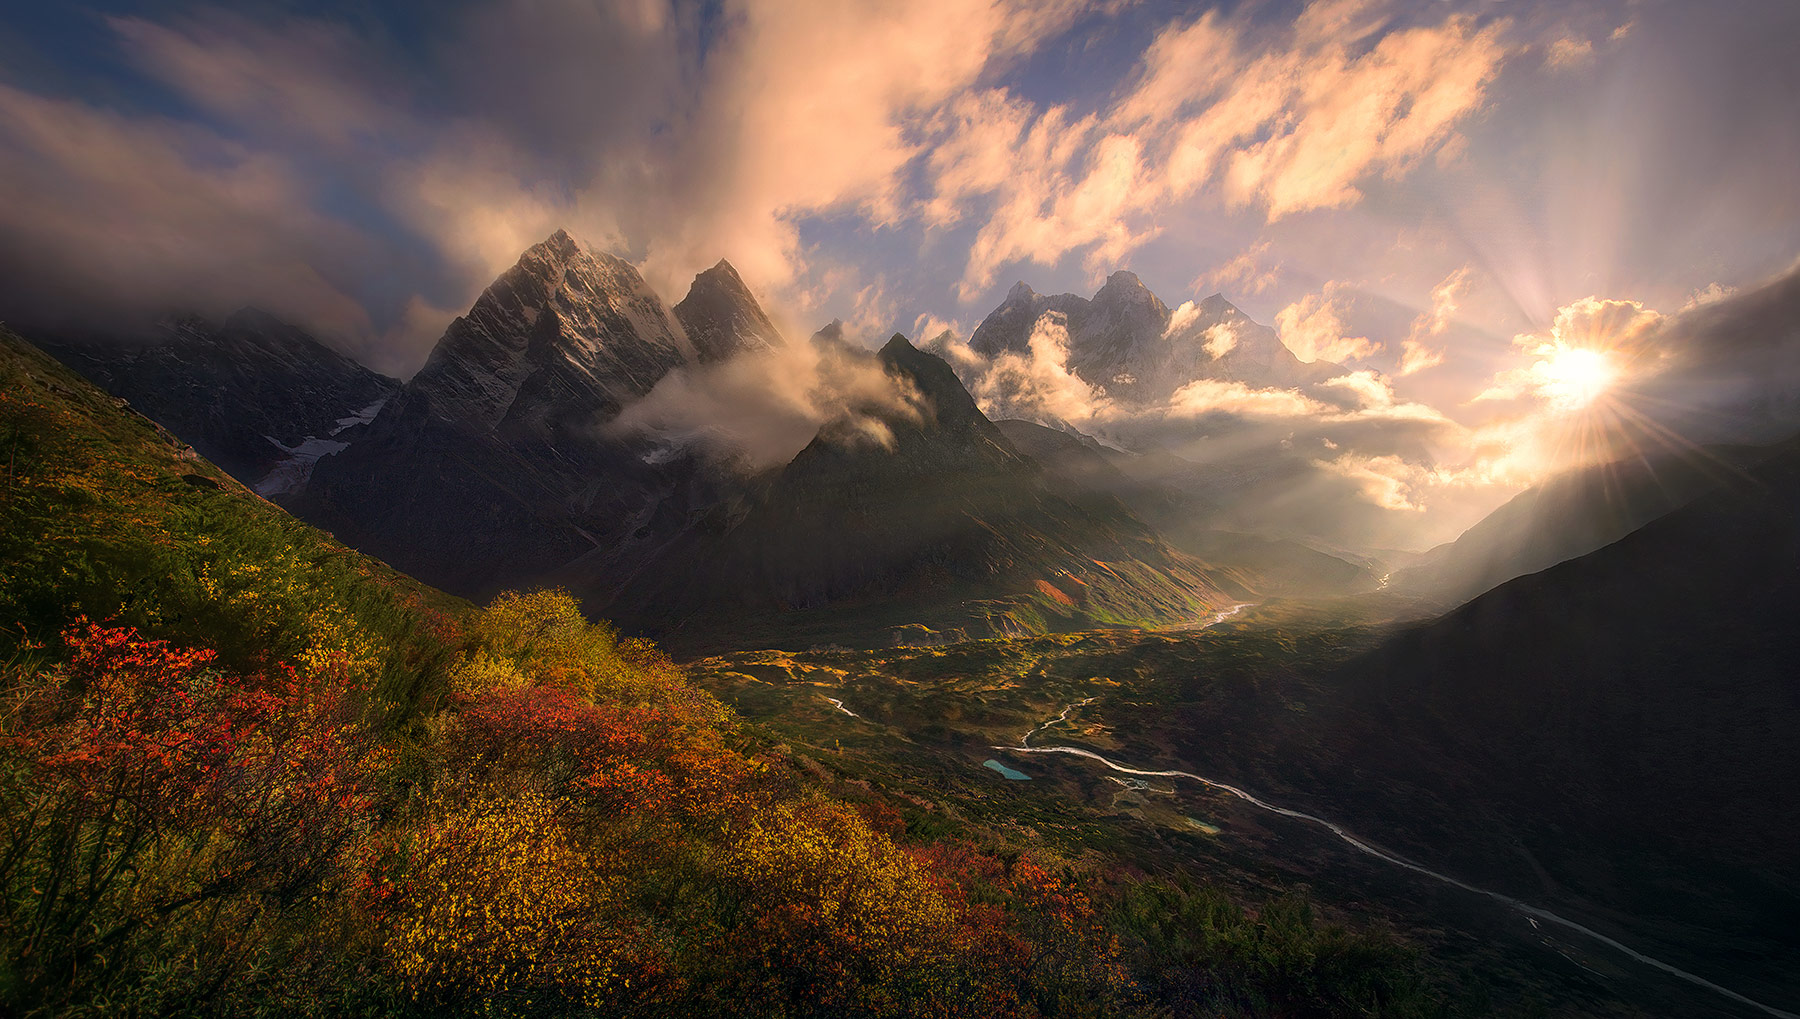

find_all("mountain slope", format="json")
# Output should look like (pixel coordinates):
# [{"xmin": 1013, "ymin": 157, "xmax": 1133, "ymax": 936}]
[
  {"xmin": 995, "ymin": 419, "xmax": 1378, "ymax": 598},
  {"xmin": 613, "ymin": 336, "xmax": 1252, "ymax": 651},
  {"xmin": 0, "ymin": 325, "xmax": 459, "ymax": 678},
  {"xmin": 1286, "ymin": 437, "xmax": 1800, "ymax": 1008},
  {"xmin": 296, "ymin": 230, "xmax": 730, "ymax": 599},
  {"xmin": 1389, "ymin": 444, "xmax": 1773, "ymax": 607},
  {"xmin": 39, "ymin": 309, "xmax": 398, "ymax": 493}
]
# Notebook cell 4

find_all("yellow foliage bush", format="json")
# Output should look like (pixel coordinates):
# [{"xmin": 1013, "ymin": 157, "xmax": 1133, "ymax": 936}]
[
  {"xmin": 446, "ymin": 649, "xmax": 530, "ymax": 698},
  {"xmin": 385, "ymin": 793, "xmax": 628, "ymax": 1004},
  {"xmin": 730, "ymin": 800, "xmax": 958, "ymax": 970},
  {"xmin": 196, "ymin": 548, "xmax": 381, "ymax": 680},
  {"xmin": 463, "ymin": 589, "xmax": 685, "ymax": 706}
]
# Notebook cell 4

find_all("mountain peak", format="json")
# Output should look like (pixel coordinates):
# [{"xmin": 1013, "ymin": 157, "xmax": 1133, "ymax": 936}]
[
  {"xmin": 696, "ymin": 257, "xmax": 745, "ymax": 284},
  {"xmin": 1199, "ymin": 293, "xmax": 1237, "ymax": 315},
  {"xmin": 879, "ymin": 332, "xmax": 914, "ymax": 357},
  {"xmin": 675, "ymin": 259, "xmax": 783, "ymax": 363},
  {"xmin": 1007, "ymin": 280, "xmax": 1038, "ymax": 302},
  {"xmin": 876, "ymin": 334, "xmax": 996, "ymax": 438},
  {"xmin": 400, "ymin": 228, "xmax": 689, "ymax": 431},
  {"xmin": 535, "ymin": 228, "xmax": 581, "ymax": 261},
  {"xmin": 1092, "ymin": 270, "xmax": 1162, "ymax": 316}
]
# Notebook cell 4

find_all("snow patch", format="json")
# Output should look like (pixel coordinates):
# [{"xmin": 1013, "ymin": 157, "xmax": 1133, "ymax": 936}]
[
  {"xmin": 256, "ymin": 434, "xmax": 351, "ymax": 498},
  {"xmin": 329, "ymin": 396, "xmax": 389, "ymax": 435}
]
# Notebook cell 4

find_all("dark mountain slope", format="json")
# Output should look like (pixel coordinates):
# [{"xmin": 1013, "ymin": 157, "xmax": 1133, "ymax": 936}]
[
  {"xmin": 1390, "ymin": 443, "xmax": 1773, "ymax": 608},
  {"xmin": 1286, "ymin": 436, "xmax": 1800, "ymax": 1008},
  {"xmin": 611, "ymin": 336, "xmax": 1251, "ymax": 651},
  {"xmin": 996, "ymin": 418, "xmax": 1378, "ymax": 598},
  {"xmin": 39, "ymin": 309, "xmax": 397, "ymax": 491}
]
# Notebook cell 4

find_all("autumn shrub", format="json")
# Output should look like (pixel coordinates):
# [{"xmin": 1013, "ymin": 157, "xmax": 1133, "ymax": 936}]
[
  {"xmin": 381, "ymin": 793, "xmax": 635, "ymax": 1008},
  {"xmin": 681, "ymin": 799, "xmax": 961, "ymax": 1016},
  {"xmin": 0, "ymin": 622, "xmax": 387, "ymax": 1016},
  {"xmin": 459, "ymin": 589, "xmax": 692, "ymax": 708}
]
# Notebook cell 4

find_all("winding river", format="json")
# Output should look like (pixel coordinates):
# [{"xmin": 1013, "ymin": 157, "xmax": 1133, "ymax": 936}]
[{"xmin": 999, "ymin": 703, "xmax": 1798, "ymax": 1019}]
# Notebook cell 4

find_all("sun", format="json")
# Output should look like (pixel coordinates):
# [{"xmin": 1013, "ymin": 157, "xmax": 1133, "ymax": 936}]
[{"xmin": 1537, "ymin": 346, "xmax": 1617, "ymax": 412}]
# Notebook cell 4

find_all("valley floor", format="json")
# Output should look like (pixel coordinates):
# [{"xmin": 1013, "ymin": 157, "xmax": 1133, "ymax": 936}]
[{"xmin": 687, "ymin": 625, "xmax": 1798, "ymax": 1019}]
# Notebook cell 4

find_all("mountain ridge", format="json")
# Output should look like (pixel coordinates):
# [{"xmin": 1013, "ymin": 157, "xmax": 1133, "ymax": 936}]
[{"xmin": 607, "ymin": 335, "xmax": 1251, "ymax": 652}]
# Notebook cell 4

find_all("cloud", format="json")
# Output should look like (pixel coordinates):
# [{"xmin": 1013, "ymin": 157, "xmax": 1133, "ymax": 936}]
[
  {"xmin": 1193, "ymin": 240, "xmax": 1280, "ymax": 296},
  {"xmin": 640, "ymin": 0, "xmax": 1103, "ymax": 302},
  {"xmin": 1399, "ymin": 266, "xmax": 1471, "ymax": 376},
  {"xmin": 109, "ymin": 14, "xmax": 402, "ymax": 147},
  {"xmin": 1545, "ymin": 36, "xmax": 1595, "ymax": 69},
  {"xmin": 1475, "ymin": 295, "xmax": 1666, "ymax": 406},
  {"xmin": 911, "ymin": 312, "xmax": 963, "ymax": 344},
  {"xmin": 1681, "ymin": 281, "xmax": 1737, "ymax": 311},
  {"xmin": 1167, "ymin": 379, "xmax": 1325, "ymax": 419},
  {"xmin": 1396, "ymin": 340, "xmax": 1447, "ymax": 377},
  {"xmin": 1275, "ymin": 284, "xmax": 1382, "ymax": 363},
  {"xmin": 610, "ymin": 325, "xmax": 924, "ymax": 471},
  {"xmin": 928, "ymin": 0, "xmax": 1516, "ymax": 295},
  {"xmin": 1314, "ymin": 453, "xmax": 1436, "ymax": 512},
  {"xmin": 1202, "ymin": 322, "xmax": 1239, "ymax": 359},
  {"xmin": 0, "ymin": 81, "xmax": 381, "ymax": 351},
  {"xmin": 1165, "ymin": 300, "xmax": 1202, "ymax": 337},
  {"xmin": 1320, "ymin": 370, "xmax": 1396, "ymax": 411},
  {"xmin": 962, "ymin": 311, "xmax": 1113, "ymax": 425}
]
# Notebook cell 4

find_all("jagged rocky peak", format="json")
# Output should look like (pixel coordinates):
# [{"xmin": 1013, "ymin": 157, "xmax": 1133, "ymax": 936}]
[
  {"xmin": 970, "ymin": 283, "xmax": 1088, "ymax": 359},
  {"xmin": 790, "ymin": 333, "xmax": 1022, "ymax": 482},
  {"xmin": 400, "ymin": 228, "xmax": 690, "ymax": 430},
  {"xmin": 1093, "ymin": 269, "xmax": 1158, "ymax": 307},
  {"xmin": 674, "ymin": 257, "xmax": 784, "ymax": 364},
  {"xmin": 873, "ymin": 334, "xmax": 1016, "ymax": 453}
]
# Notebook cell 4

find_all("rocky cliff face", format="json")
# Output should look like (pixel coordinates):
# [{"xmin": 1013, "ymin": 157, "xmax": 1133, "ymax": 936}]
[
  {"xmin": 397, "ymin": 228, "xmax": 690, "ymax": 436},
  {"xmin": 673, "ymin": 259, "xmax": 785, "ymax": 363}
]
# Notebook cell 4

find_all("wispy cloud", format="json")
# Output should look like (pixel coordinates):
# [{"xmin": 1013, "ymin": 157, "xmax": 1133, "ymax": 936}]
[
  {"xmin": 1275, "ymin": 284, "xmax": 1382, "ymax": 364},
  {"xmin": 1398, "ymin": 266, "xmax": 1471, "ymax": 376},
  {"xmin": 928, "ymin": 0, "xmax": 1515, "ymax": 295}
]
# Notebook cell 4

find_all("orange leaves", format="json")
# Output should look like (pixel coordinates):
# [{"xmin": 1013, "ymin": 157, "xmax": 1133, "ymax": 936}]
[
  {"xmin": 0, "ymin": 621, "xmax": 390, "ymax": 1006},
  {"xmin": 442, "ymin": 682, "xmax": 752, "ymax": 823}
]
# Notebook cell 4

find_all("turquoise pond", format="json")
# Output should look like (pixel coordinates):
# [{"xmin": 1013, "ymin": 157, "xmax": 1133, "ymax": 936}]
[{"xmin": 982, "ymin": 759, "xmax": 1031, "ymax": 780}]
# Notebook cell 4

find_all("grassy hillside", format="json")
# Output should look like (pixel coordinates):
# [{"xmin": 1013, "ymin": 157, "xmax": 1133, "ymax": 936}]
[
  {"xmin": 0, "ymin": 327, "xmax": 1456, "ymax": 1018},
  {"xmin": 0, "ymin": 328, "xmax": 461, "ymax": 702}
]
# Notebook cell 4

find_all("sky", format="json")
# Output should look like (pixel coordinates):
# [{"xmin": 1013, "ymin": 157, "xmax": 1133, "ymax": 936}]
[{"xmin": 3, "ymin": 0, "xmax": 1798, "ymax": 545}]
